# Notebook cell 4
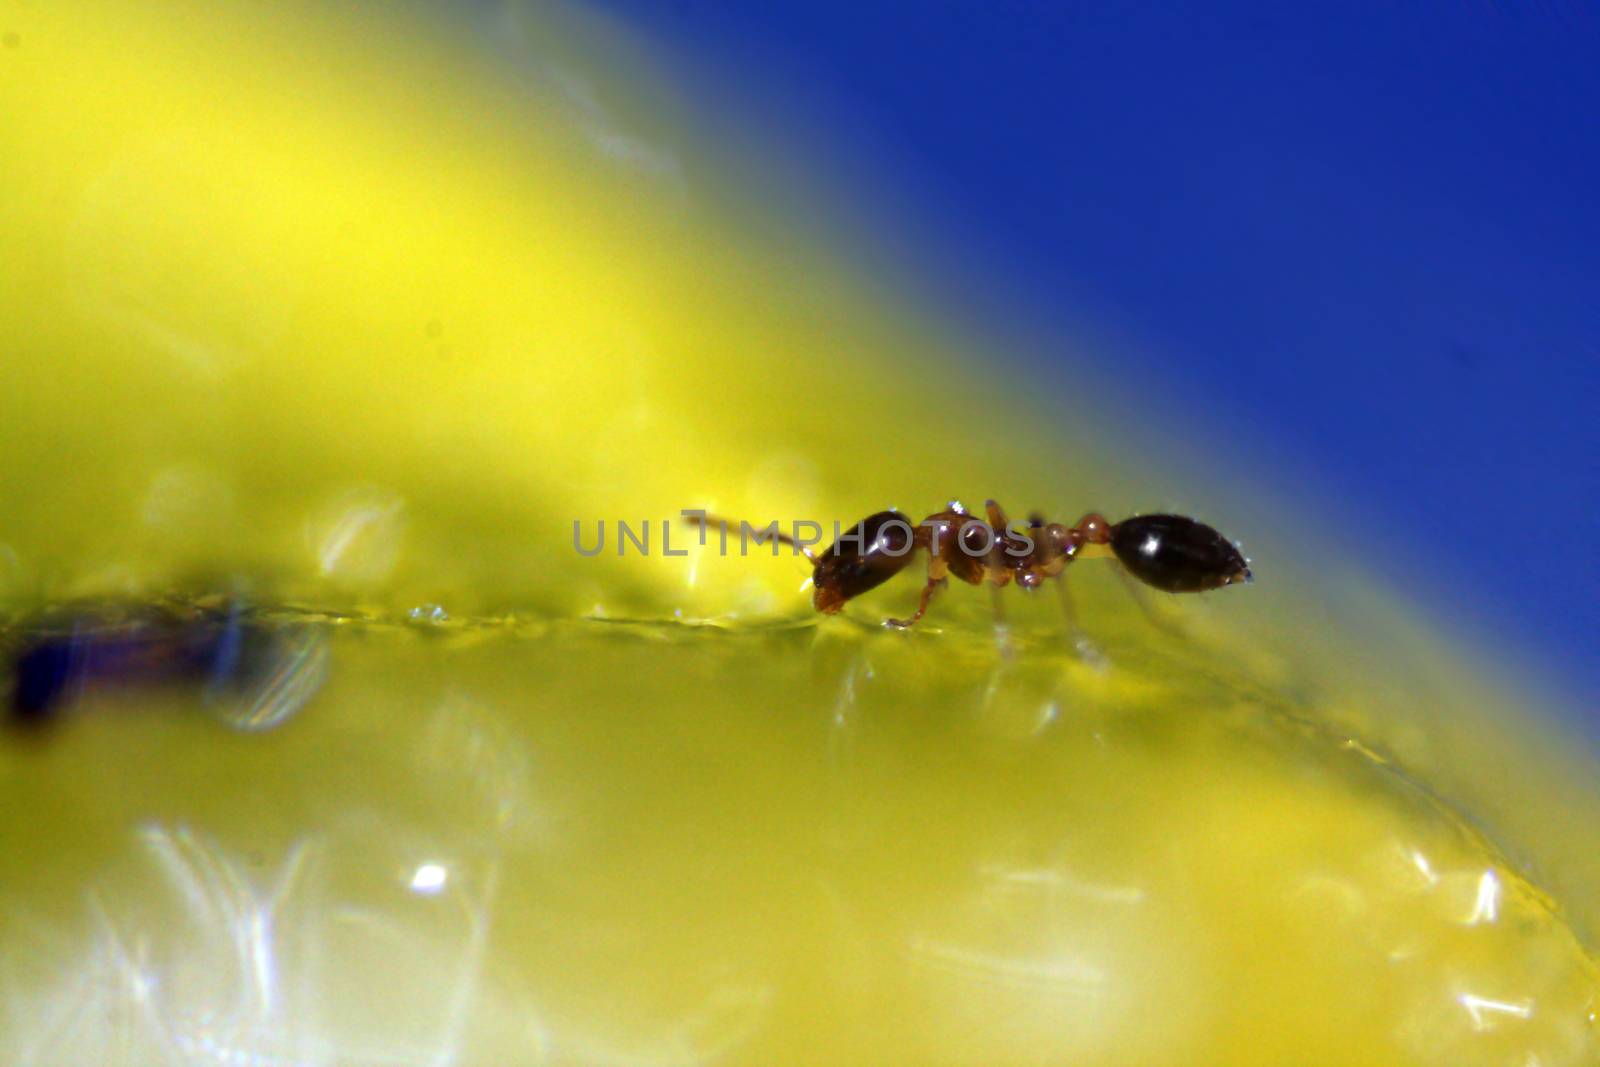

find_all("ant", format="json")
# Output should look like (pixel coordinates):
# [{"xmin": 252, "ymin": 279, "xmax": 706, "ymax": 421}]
[{"xmin": 686, "ymin": 502, "xmax": 1250, "ymax": 636}]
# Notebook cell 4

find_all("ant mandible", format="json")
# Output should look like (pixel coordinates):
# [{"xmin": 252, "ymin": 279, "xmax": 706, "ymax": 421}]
[{"xmin": 687, "ymin": 501, "xmax": 1250, "ymax": 634}]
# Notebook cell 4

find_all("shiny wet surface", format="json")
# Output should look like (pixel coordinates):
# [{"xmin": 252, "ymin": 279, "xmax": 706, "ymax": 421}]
[{"xmin": 3, "ymin": 610, "xmax": 1594, "ymax": 1065}]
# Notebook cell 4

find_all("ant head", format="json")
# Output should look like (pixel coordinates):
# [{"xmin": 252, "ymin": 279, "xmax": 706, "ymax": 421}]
[
  {"xmin": 811, "ymin": 511, "xmax": 917, "ymax": 614},
  {"xmin": 812, "ymin": 581, "xmax": 849, "ymax": 614}
]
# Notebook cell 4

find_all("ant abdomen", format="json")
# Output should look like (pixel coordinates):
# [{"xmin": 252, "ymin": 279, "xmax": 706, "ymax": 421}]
[
  {"xmin": 1110, "ymin": 514, "xmax": 1252, "ymax": 593},
  {"xmin": 812, "ymin": 510, "xmax": 916, "ymax": 614}
]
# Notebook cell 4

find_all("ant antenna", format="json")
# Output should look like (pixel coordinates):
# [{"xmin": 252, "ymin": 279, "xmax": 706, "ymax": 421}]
[{"xmin": 684, "ymin": 512, "xmax": 819, "ymax": 563}]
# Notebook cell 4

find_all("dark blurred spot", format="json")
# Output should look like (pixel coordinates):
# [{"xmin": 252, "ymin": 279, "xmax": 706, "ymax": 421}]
[
  {"xmin": 6, "ymin": 602, "xmax": 326, "ymax": 734},
  {"xmin": 11, "ymin": 639, "xmax": 77, "ymax": 727},
  {"xmin": 1444, "ymin": 339, "xmax": 1483, "ymax": 372},
  {"xmin": 1, "ymin": 32, "xmax": 19, "ymax": 50}
]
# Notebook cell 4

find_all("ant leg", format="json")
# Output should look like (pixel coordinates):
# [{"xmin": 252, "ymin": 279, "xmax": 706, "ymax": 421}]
[
  {"xmin": 1055, "ymin": 574, "xmax": 1079, "ymax": 632},
  {"xmin": 1055, "ymin": 576, "xmax": 1107, "ymax": 663},
  {"xmin": 1113, "ymin": 561, "xmax": 1186, "ymax": 636},
  {"xmin": 886, "ymin": 576, "xmax": 947, "ymax": 629},
  {"xmin": 989, "ymin": 583, "xmax": 1016, "ymax": 658},
  {"xmin": 979, "ymin": 502, "xmax": 1024, "ymax": 656}
]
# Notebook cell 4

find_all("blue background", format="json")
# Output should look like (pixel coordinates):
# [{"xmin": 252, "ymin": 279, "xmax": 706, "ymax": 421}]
[{"xmin": 592, "ymin": 3, "xmax": 1599, "ymax": 706}]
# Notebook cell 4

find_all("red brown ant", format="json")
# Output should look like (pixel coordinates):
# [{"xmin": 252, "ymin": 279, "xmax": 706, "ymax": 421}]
[{"xmin": 685, "ymin": 501, "xmax": 1250, "ymax": 635}]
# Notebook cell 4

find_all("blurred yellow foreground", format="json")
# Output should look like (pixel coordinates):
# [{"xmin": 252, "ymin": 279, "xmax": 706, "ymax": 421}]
[{"xmin": 1, "ymin": 2, "xmax": 1596, "ymax": 1064}]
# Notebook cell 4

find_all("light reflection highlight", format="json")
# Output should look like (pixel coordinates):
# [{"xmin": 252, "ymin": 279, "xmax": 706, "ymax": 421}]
[
  {"xmin": 1411, "ymin": 850, "xmax": 1439, "ymax": 887},
  {"xmin": 1459, "ymin": 992, "xmax": 1534, "ymax": 1031},
  {"xmin": 909, "ymin": 937, "xmax": 1105, "ymax": 996},
  {"xmin": 409, "ymin": 863, "xmax": 450, "ymax": 897},
  {"xmin": 1465, "ymin": 870, "xmax": 1501, "ymax": 925}
]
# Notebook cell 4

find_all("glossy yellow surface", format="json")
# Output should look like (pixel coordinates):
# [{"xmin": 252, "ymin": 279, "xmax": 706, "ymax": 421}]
[{"xmin": 1, "ymin": 2, "xmax": 1596, "ymax": 1064}]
